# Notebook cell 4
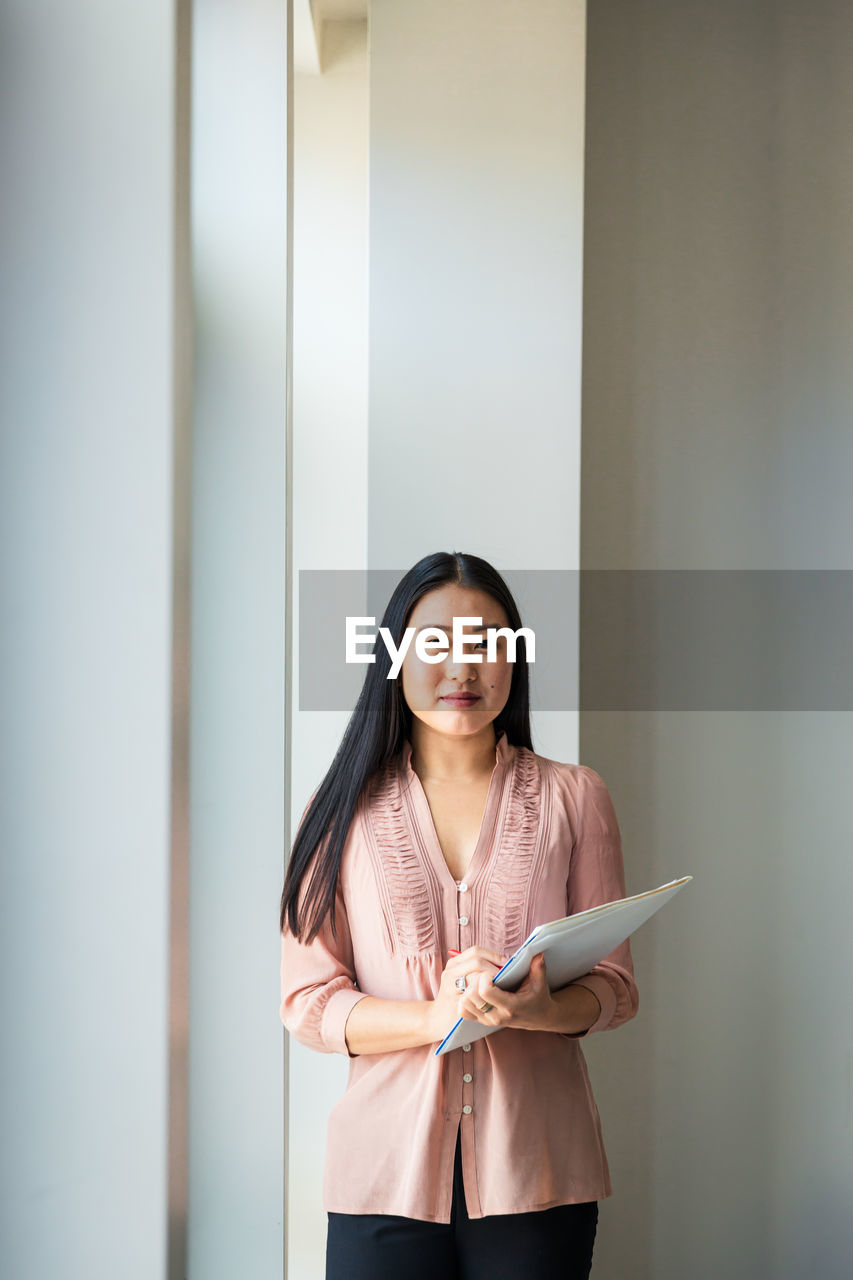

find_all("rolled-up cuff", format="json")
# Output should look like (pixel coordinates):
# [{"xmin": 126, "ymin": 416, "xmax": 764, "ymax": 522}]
[
  {"xmin": 321, "ymin": 987, "xmax": 369, "ymax": 1057},
  {"xmin": 563, "ymin": 973, "xmax": 618, "ymax": 1038}
]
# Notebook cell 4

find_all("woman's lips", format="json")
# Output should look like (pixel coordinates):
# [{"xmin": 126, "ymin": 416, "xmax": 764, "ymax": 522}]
[{"xmin": 441, "ymin": 695, "xmax": 481, "ymax": 707}]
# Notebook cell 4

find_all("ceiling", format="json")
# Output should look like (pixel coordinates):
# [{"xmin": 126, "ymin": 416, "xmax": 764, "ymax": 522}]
[
  {"xmin": 295, "ymin": 0, "xmax": 367, "ymax": 74},
  {"xmin": 313, "ymin": 0, "xmax": 368, "ymax": 20}
]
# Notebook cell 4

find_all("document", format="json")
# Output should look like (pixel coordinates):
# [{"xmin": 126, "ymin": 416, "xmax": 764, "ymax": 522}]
[{"xmin": 435, "ymin": 876, "xmax": 693, "ymax": 1056}]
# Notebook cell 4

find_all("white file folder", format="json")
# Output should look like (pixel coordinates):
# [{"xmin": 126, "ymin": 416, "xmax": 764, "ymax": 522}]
[{"xmin": 434, "ymin": 876, "xmax": 693, "ymax": 1056}]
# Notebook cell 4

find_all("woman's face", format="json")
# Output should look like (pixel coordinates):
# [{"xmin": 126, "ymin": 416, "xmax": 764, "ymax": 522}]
[{"xmin": 399, "ymin": 584, "xmax": 514, "ymax": 740}]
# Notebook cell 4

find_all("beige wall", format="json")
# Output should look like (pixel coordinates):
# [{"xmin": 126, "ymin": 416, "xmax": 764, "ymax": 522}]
[{"xmin": 581, "ymin": 3, "xmax": 853, "ymax": 1277}]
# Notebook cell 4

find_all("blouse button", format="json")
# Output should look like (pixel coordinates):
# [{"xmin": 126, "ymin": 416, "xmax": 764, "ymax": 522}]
[
  {"xmin": 462, "ymin": 1105, "xmax": 473, "ymax": 1115},
  {"xmin": 458, "ymin": 915, "xmax": 469, "ymax": 926},
  {"xmin": 463, "ymin": 1073, "xmax": 472, "ymax": 1083},
  {"xmin": 458, "ymin": 882, "xmax": 468, "ymax": 892},
  {"xmin": 462, "ymin": 1043, "xmax": 471, "ymax": 1052}
]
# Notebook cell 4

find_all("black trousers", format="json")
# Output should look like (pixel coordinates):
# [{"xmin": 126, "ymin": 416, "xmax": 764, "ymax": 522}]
[{"xmin": 325, "ymin": 1124, "xmax": 599, "ymax": 1280}]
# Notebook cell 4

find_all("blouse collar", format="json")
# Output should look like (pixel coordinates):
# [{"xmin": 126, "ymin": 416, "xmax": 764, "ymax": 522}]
[{"xmin": 402, "ymin": 729, "xmax": 514, "ymax": 777}]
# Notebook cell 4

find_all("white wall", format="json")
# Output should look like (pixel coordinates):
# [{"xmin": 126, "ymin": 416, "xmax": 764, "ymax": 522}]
[
  {"xmin": 287, "ymin": 6, "xmax": 587, "ymax": 1275},
  {"xmin": 0, "ymin": 5, "xmax": 292, "ymax": 1277},
  {"xmin": 581, "ymin": 3, "xmax": 853, "ymax": 1277},
  {"xmin": 289, "ymin": 19, "xmax": 370, "ymax": 1279},
  {"xmin": 367, "ymin": 0, "xmax": 586, "ymax": 761},
  {"xmin": 0, "ymin": 3, "xmax": 190, "ymax": 1277},
  {"xmin": 190, "ymin": 2, "xmax": 290, "ymax": 1277}
]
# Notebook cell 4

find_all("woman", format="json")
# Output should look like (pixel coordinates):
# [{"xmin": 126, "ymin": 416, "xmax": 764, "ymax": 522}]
[{"xmin": 279, "ymin": 551, "xmax": 639, "ymax": 1280}]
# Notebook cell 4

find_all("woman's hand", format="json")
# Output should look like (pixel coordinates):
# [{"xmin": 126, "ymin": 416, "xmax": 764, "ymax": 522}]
[
  {"xmin": 456, "ymin": 951, "xmax": 556, "ymax": 1033},
  {"xmin": 427, "ymin": 946, "xmax": 507, "ymax": 1042}
]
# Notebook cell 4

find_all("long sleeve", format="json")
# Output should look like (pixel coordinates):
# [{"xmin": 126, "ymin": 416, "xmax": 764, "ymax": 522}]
[
  {"xmin": 563, "ymin": 765, "xmax": 640, "ymax": 1038},
  {"xmin": 280, "ymin": 873, "xmax": 368, "ymax": 1057},
  {"xmin": 280, "ymin": 737, "xmax": 628, "ymax": 1220}
]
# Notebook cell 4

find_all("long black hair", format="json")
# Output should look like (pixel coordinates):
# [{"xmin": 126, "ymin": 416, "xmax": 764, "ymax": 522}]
[{"xmin": 279, "ymin": 551, "xmax": 534, "ymax": 944}]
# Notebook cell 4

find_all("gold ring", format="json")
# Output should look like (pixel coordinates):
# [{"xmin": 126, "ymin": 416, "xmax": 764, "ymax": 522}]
[{"xmin": 480, "ymin": 1002, "xmax": 493, "ymax": 1013}]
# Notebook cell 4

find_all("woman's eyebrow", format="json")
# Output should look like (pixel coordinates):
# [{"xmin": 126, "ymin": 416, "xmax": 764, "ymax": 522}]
[{"xmin": 415, "ymin": 621, "xmax": 507, "ymax": 631}]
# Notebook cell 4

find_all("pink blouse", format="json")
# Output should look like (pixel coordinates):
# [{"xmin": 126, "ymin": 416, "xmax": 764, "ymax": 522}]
[{"xmin": 279, "ymin": 730, "xmax": 639, "ymax": 1222}]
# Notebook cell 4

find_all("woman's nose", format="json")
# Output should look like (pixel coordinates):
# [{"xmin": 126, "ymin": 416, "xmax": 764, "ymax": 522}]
[{"xmin": 444, "ymin": 656, "xmax": 480, "ymax": 678}]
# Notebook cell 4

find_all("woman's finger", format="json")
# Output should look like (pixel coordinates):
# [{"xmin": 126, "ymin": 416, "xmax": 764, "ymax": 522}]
[
  {"xmin": 458, "ymin": 976, "xmax": 506, "ymax": 1022},
  {"xmin": 458, "ymin": 990, "xmax": 497, "ymax": 1021},
  {"xmin": 449, "ymin": 946, "xmax": 506, "ymax": 966},
  {"xmin": 444, "ymin": 960, "xmax": 502, "ymax": 990}
]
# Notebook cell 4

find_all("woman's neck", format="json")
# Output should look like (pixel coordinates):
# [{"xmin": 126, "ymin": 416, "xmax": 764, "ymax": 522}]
[{"xmin": 408, "ymin": 724, "xmax": 499, "ymax": 784}]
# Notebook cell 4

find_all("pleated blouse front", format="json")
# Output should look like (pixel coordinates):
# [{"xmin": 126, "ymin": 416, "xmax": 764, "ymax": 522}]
[{"xmin": 279, "ymin": 731, "xmax": 639, "ymax": 1223}]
